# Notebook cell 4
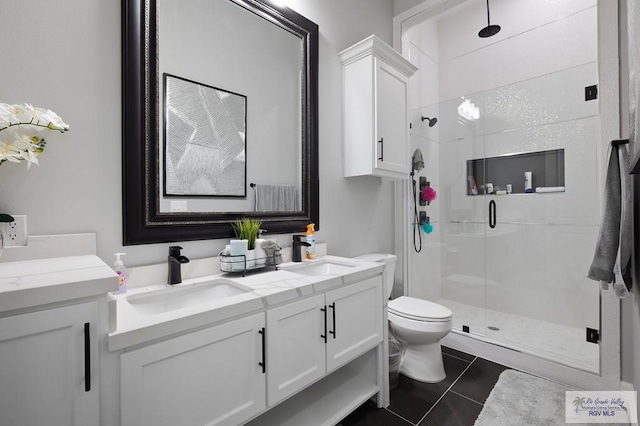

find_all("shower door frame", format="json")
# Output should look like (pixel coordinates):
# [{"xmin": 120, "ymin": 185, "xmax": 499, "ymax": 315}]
[{"xmin": 393, "ymin": 0, "xmax": 621, "ymax": 391}]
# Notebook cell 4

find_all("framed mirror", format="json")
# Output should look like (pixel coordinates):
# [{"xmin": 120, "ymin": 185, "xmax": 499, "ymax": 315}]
[{"xmin": 122, "ymin": 0, "xmax": 319, "ymax": 245}]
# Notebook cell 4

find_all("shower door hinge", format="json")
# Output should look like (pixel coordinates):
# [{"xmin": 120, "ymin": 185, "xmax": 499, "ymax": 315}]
[
  {"xmin": 586, "ymin": 327, "xmax": 600, "ymax": 344},
  {"xmin": 585, "ymin": 85, "xmax": 598, "ymax": 101}
]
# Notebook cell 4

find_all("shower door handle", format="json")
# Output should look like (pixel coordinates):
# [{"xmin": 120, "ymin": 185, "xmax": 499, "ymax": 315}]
[
  {"xmin": 489, "ymin": 200, "xmax": 496, "ymax": 228},
  {"xmin": 378, "ymin": 138, "xmax": 384, "ymax": 161}
]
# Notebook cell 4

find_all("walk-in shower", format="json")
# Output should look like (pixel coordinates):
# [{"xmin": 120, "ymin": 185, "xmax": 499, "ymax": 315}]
[{"xmin": 400, "ymin": 0, "xmax": 608, "ymax": 376}]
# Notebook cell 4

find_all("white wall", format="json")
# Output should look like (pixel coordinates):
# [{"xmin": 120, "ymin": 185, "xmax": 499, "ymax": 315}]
[{"xmin": 0, "ymin": 0, "xmax": 396, "ymax": 269}]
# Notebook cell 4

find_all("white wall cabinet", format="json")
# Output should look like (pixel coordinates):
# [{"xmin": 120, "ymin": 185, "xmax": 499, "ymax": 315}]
[
  {"xmin": 120, "ymin": 313, "xmax": 266, "ymax": 426},
  {"xmin": 265, "ymin": 277, "xmax": 383, "ymax": 408},
  {"xmin": 0, "ymin": 302, "xmax": 99, "ymax": 426},
  {"xmin": 341, "ymin": 35, "xmax": 417, "ymax": 179}
]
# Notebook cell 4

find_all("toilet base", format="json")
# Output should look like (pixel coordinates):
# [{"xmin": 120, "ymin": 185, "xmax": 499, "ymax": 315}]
[{"xmin": 399, "ymin": 342, "xmax": 446, "ymax": 383}]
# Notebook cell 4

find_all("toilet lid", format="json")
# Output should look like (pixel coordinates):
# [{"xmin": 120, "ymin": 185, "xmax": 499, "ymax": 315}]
[{"xmin": 388, "ymin": 296, "xmax": 452, "ymax": 322}]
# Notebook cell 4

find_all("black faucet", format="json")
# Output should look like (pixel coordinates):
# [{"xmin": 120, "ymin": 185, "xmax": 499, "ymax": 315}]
[
  {"xmin": 292, "ymin": 235, "xmax": 311, "ymax": 262},
  {"xmin": 168, "ymin": 246, "xmax": 190, "ymax": 284}
]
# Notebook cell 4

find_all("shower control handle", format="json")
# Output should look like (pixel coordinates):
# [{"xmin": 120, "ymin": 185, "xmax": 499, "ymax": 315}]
[
  {"xmin": 489, "ymin": 200, "xmax": 496, "ymax": 228},
  {"xmin": 378, "ymin": 138, "xmax": 384, "ymax": 161}
]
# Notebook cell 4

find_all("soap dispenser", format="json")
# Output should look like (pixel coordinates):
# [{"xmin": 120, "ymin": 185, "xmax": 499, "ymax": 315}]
[{"xmin": 113, "ymin": 253, "xmax": 128, "ymax": 293}]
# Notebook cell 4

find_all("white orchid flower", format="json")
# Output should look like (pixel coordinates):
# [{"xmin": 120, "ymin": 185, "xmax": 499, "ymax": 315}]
[
  {"xmin": 36, "ymin": 107, "xmax": 69, "ymax": 131},
  {"xmin": 0, "ymin": 102, "xmax": 68, "ymax": 169},
  {"xmin": 0, "ymin": 141, "xmax": 24, "ymax": 163}
]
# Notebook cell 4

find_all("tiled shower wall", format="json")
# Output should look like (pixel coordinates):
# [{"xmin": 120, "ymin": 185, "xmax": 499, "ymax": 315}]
[{"xmin": 405, "ymin": 0, "xmax": 600, "ymax": 330}]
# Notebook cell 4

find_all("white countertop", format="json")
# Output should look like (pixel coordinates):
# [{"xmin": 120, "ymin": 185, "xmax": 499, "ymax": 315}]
[
  {"xmin": 0, "ymin": 255, "xmax": 119, "ymax": 314},
  {"xmin": 108, "ymin": 256, "xmax": 383, "ymax": 351}
]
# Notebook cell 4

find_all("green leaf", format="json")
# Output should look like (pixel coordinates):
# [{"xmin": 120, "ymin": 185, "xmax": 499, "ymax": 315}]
[{"xmin": 0, "ymin": 213, "xmax": 15, "ymax": 223}]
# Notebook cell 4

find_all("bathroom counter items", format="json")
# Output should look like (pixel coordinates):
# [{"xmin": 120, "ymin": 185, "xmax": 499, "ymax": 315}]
[
  {"xmin": 108, "ymin": 255, "xmax": 383, "ymax": 350},
  {"xmin": 0, "ymin": 254, "xmax": 118, "ymax": 313}
]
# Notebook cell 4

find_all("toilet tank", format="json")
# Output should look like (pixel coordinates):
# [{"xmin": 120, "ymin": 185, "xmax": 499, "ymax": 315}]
[{"xmin": 353, "ymin": 253, "xmax": 397, "ymax": 299}]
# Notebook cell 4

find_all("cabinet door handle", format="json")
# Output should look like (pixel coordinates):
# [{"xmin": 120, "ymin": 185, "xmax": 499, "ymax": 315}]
[
  {"xmin": 84, "ymin": 322, "xmax": 91, "ymax": 392},
  {"xmin": 378, "ymin": 138, "xmax": 384, "ymax": 161},
  {"xmin": 320, "ymin": 306, "xmax": 327, "ymax": 343},
  {"xmin": 329, "ymin": 303, "xmax": 336, "ymax": 339},
  {"xmin": 489, "ymin": 200, "xmax": 497, "ymax": 229},
  {"xmin": 258, "ymin": 327, "xmax": 266, "ymax": 373}
]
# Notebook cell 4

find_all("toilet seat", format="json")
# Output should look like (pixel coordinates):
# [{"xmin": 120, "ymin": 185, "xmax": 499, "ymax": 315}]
[{"xmin": 388, "ymin": 296, "xmax": 452, "ymax": 322}]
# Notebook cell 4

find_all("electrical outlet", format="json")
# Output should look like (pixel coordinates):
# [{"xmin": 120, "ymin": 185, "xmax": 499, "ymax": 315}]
[{"xmin": 1, "ymin": 215, "xmax": 27, "ymax": 247}]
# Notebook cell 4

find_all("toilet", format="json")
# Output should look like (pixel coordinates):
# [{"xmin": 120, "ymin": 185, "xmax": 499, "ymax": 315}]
[{"xmin": 355, "ymin": 253, "xmax": 453, "ymax": 383}]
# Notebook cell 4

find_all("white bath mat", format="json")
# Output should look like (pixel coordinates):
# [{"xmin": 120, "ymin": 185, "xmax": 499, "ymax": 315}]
[{"xmin": 474, "ymin": 370, "xmax": 633, "ymax": 426}]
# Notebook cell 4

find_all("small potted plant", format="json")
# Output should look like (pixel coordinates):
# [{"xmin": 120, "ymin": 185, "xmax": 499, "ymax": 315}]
[{"xmin": 231, "ymin": 217, "xmax": 262, "ymax": 268}]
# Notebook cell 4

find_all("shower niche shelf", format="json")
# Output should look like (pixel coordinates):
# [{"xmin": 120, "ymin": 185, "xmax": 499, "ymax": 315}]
[{"xmin": 467, "ymin": 149, "xmax": 565, "ymax": 195}]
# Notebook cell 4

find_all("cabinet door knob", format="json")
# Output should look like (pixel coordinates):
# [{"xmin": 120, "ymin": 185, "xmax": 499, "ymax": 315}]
[
  {"xmin": 378, "ymin": 138, "xmax": 384, "ymax": 161},
  {"xmin": 84, "ymin": 322, "xmax": 91, "ymax": 392}
]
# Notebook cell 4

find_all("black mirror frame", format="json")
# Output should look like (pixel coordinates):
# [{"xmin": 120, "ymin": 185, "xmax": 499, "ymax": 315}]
[{"xmin": 122, "ymin": 0, "xmax": 319, "ymax": 245}]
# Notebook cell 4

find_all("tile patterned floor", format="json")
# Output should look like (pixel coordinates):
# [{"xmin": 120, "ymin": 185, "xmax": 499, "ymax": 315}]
[
  {"xmin": 340, "ymin": 347, "xmax": 509, "ymax": 426},
  {"xmin": 437, "ymin": 298, "xmax": 599, "ymax": 372}
]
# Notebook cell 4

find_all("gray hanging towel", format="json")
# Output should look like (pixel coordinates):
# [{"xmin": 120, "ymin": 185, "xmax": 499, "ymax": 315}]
[
  {"xmin": 587, "ymin": 143, "xmax": 633, "ymax": 297},
  {"xmin": 254, "ymin": 184, "xmax": 300, "ymax": 212}
]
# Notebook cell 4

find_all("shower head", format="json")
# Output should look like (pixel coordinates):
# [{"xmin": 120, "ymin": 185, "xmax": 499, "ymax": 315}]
[
  {"xmin": 479, "ymin": 0, "xmax": 501, "ymax": 38},
  {"xmin": 479, "ymin": 24, "xmax": 501, "ymax": 38},
  {"xmin": 412, "ymin": 148, "xmax": 424, "ymax": 173},
  {"xmin": 421, "ymin": 116, "xmax": 438, "ymax": 127}
]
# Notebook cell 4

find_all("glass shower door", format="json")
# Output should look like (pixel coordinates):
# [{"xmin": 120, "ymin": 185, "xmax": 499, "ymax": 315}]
[
  {"xmin": 480, "ymin": 65, "xmax": 601, "ymax": 372},
  {"xmin": 435, "ymin": 94, "xmax": 488, "ymax": 338}
]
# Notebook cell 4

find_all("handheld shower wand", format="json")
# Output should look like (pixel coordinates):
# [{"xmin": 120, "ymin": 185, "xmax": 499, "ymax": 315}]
[{"xmin": 411, "ymin": 149, "xmax": 424, "ymax": 253}]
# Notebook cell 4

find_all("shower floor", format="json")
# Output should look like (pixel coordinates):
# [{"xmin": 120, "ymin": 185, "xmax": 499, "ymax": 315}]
[{"xmin": 437, "ymin": 298, "xmax": 599, "ymax": 373}]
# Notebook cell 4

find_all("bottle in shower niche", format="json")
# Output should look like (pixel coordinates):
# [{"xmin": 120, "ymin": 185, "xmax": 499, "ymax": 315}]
[{"xmin": 524, "ymin": 171, "xmax": 533, "ymax": 193}]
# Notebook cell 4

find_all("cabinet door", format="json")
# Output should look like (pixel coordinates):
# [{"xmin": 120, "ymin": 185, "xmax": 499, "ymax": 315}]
[
  {"xmin": 0, "ymin": 302, "xmax": 99, "ymax": 426},
  {"xmin": 375, "ymin": 58, "xmax": 410, "ymax": 176},
  {"xmin": 326, "ymin": 277, "xmax": 383, "ymax": 373},
  {"xmin": 266, "ymin": 294, "xmax": 326, "ymax": 406},
  {"xmin": 121, "ymin": 313, "xmax": 266, "ymax": 426}
]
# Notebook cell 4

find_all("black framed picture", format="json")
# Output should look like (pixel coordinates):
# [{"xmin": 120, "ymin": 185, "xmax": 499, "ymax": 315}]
[{"xmin": 163, "ymin": 73, "xmax": 247, "ymax": 197}]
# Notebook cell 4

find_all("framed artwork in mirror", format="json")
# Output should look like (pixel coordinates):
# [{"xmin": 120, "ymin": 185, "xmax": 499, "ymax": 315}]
[{"xmin": 163, "ymin": 74, "xmax": 247, "ymax": 197}]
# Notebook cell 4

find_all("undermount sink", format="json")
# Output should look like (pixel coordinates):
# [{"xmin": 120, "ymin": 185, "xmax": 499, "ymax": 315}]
[
  {"xmin": 126, "ymin": 279, "xmax": 251, "ymax": 315},
  {"xmin": 281, "ymin": 260, "xmax": 357, "ymax": 276}
]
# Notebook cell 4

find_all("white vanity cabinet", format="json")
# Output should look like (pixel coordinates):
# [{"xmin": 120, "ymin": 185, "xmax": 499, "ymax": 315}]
[
  {"xmin": 266, "ymin": 294, "xmax": 327, "ymax": 406},
  {"xmin": 0, "ymin": 302, "xmax": 99, "ymax": 426},
  {"xmin": 265, "ymin": 277, "xmax": 383, "ymax": 407},
  {"xmin": 325, "ymin": 277, "xmax": 384, "ymax": 372},
  {"xmin": 120, "ymin": 312, "xmax": 266, "ymax": 426},
  {"xmin": 341, "ymin": 35, "xmax": 417, "ymax": 179},
  {"xmin": 114, "ymin": 260, "xmax": 386, "ymax": 426}
]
